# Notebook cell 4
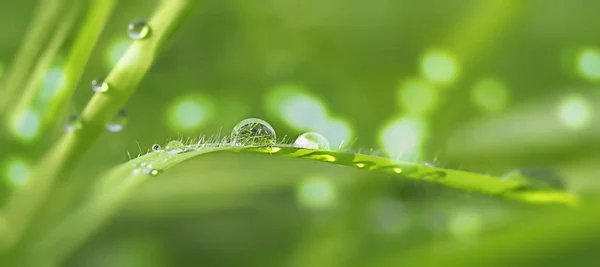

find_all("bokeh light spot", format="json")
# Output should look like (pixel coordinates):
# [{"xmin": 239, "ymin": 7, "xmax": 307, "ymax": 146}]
[
  {"xmin": 577, "ymin": 48, "xmax": 600, "ymax": 81},
  {"xmin": 557, "ymin": 95, "xmax": 592, "ymax": 129},
  {"xmin": 107, "ymin": 40, "xmax": 133, "ymax": 67},
  {"xmin": 448, "ymin": 210, "xmax": 482, "ymax": 241},
  {"xmin": 397, "ymin": 77, "xmax": 438, "ymax": 115},
  {"xmin": 420, "ymin": 50, "xmax": 459, "ymax": 84},
  {"xmin": 38, "ymin": 66, "xmax": 66, "ymax": 102},
  {"xmin": 11, "ymin": 108, "xmax": 41, "ymax": 141},
  {"xmin": 296, "ymin": 176, "xmax": 337, "ymax": 210},
  {"xmin": 166, "ymin": 95, "xmax": 214, "ymax": 132},
  {"xmin": 266, "ymin": 84, "xmax": 328, "ymax": 130},
  {"xmin": 313, "ymin": 117, "xmax": 353, "ymax": 149},
  {"xmin": 471, "ymin": 77, "xmax": 510, "ymax": 113},
  {"xmin": 4, "ymin": 158, "xmax": 31, "ymax": 187},
  {"xmin": 379, "ymin": 116, "xmax": 427, "ymax": 161}
]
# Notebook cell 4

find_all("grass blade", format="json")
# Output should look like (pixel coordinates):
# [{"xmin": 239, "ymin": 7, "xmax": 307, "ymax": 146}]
[
  {"xmin": 0, "ymin": 0, "xmax": 63, "ymax": 114},
  {"xmin": 42, "ymin": 0, "xmax": 118, "ymax": 132},
  {"xmin": 24, "ymin": 143, "xmax": 577, "ymax": 265},
  {"xmin": 4, "ymin": 2, "xmax": 80, "ymax": 142},
  {"xmin": 0, "ymin": 0, "xmax": 194, "ymax": 253}
]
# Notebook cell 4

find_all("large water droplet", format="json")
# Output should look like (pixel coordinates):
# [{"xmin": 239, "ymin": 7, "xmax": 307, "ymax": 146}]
[
  {"xmin": 151, "ymin": 144, "xmax": 162, "ymax": 152},
  {"xmin": 64, "ymin": 114, "xmax": 79, "ymax": 132},
  {"xmin": 91, "ymin": 78, "xmax": 109, "ymax": 93},
  {"xmin": 105, "ymin": 108, "xmax": 127, "ymax": 132},
  {"xmin": 294, "ymin": 132, "xmax": 330, "ymax": 150},
  {"xmin": 230, "ymin": 118, "xmax": 276, "ymax": 146},
  {"xmin": 128, "ymin": 20, "xmax": 150, "ymax": 40},
  {"xmin": 165, "ymin": 140, "xmax": 184, "ymax": 154}
]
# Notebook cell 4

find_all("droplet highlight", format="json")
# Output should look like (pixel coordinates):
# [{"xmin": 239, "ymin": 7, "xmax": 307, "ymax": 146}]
[
  {"xmin": 294, "ymin": 132, "xmax": 330, "ymax": 150},
  {"xmin": 128, "ymin": 20, "xmax": 150, "ymax": 40},
  {"xmin": 64, "ymin": 114, "xmax": 79, "ymax": 132},
  {"xmin": 91, "ymin": 78, "xmax": 109, "ymax": 93},
  {"xmin": 151, "ymin": 144, "xmax": 161, "ymax": 152},
  {"xmin": 105, "ymin": 108, "xmax": 127, "ymax": 132},
  {"xmin": 230, "ymin": 118, "xmax": 276, "ymax": 146}
]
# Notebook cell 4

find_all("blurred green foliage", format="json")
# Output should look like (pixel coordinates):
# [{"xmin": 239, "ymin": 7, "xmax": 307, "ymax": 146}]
[{"xmin": 0, "ymin": 0, "xmax": 599, "ymax": 266}]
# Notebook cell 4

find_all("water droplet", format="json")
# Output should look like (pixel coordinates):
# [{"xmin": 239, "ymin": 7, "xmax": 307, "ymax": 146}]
[
  {"xmin": 105, "ymin": 108, "xmax": 127, "ymax": 132},
  {"xmin": 294, "ymin": 132, "xmax": 330, "ymax": 150},
  {"xmin": 165, "ymin": 140, "xmax": 184, "ymax": 154},
  {"xmin": 128, "ymin": 20, "xmax": 150, "ymax": 40},
  {"xmin": 230, "ymin": 118, "xmax": 276, "ymax": 146},
  {"xmin": 91, "ymin": 78, "xmax": 109, "ymax": 93},
  {"xmin": 151, "ymin": 144, "xmax": 161, "ymax": 152},
  {"xmin": 64, "ymin": 114, "xmax": 79, "ymax": 132}
]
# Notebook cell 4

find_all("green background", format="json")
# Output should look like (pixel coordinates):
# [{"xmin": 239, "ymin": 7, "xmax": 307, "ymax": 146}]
[{"xmin": 0, "ymin": 0, "xmax": 599, "ymax": 266}]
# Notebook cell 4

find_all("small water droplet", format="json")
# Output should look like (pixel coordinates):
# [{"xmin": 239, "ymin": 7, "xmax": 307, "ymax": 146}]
[
  {"xmin": 91, "ymin": 78, "xmax": 109, "ymax": 93},
  {"xmin": 151, "ymin": 144, "xmax": 161, "ymax": 152},
  {"xmin": 128, "ymin": 20, "xmax": 150, "ymax": 40},
  {"xmin": 64, "ymin": 114, "xmax": 79, "ymax": 132},
  {"xmin": 230, "ymin": 118, "xmax": 276, "ymax": 146},
  {"xmin": 105, "ymin": 108, "xmax": 127, "ymax": 132},
  {"xmin": 294, "ymin": 132, "xmax": 330, "ymax": 150},
  {"xmin": 165, "ymin": 140, "xmax": 184, "ymax": 154}
]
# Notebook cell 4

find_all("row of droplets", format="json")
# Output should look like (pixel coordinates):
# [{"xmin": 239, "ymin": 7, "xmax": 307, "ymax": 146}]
[
  {"xmin": 65, "ymin": 20, "xmax": 151, "ymax": 133},
  {"xmin": 137, "ymin": 120, "xmax": 567, "ymax": 191},
  {"xmin": 148, "ymin": 118, "xmax": 333, "ymax": 157},
  {"xmin": 133, "ymin": 118, "xmax": 333, "ymax": 176}
]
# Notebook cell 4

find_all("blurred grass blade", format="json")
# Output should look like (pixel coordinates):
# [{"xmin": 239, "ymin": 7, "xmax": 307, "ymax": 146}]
[
  {"xmin": 385, "ymin": 197, "xmax": 600, "ymax": 267},
  {"xmin": 0, "ymin": 0, "xmax": 62, "ymax": 114},
  {"xmin": 0, "ymin": 0, "xmax": 194, "ymax": 253},
  {"xmin": 5, "ymin": 2, "xmax": 81, "ymax": 141},
  {"xmin": 42, "ymin": 0, "xmax": 118, "ymax": 132}
]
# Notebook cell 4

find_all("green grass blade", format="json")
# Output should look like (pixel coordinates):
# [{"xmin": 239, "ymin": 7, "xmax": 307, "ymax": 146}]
[
  {"xmin": 0, "ymin": 0, "xmax": 194, "ymax": 253},
  {"xmin": 0, "ymin": 0, "xmax": 63, "ymax": 114},
  {"xmin": 25, "ymin": 144, "xmax": 577, "ymax": 265},
  {"xmin": 42, "ymin": 0, "xmax": 118, "ymax": 132},
  {"xmin": 4, "ymin": 2, "xmax": 80, "ymax": 142}
]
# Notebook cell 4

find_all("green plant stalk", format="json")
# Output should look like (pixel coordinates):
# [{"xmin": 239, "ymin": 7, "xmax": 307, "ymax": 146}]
[
  {"xmin": 0, "ymin": 0, "xmax": 63, "ymax": 114},
  {"xmin": 0, "ymin": 0, "xmax": 193, "ymax": 253},
  {"xmin": 25, "ymin": 143, "xmax": 577, "ymax": 264},
  {"xmin": 5, "ymin": 3, "xmax": 80, "ymax": 138},
  {"xmin": 42, "ymin": 0, "xmax": 118, "ymax": 131}
]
